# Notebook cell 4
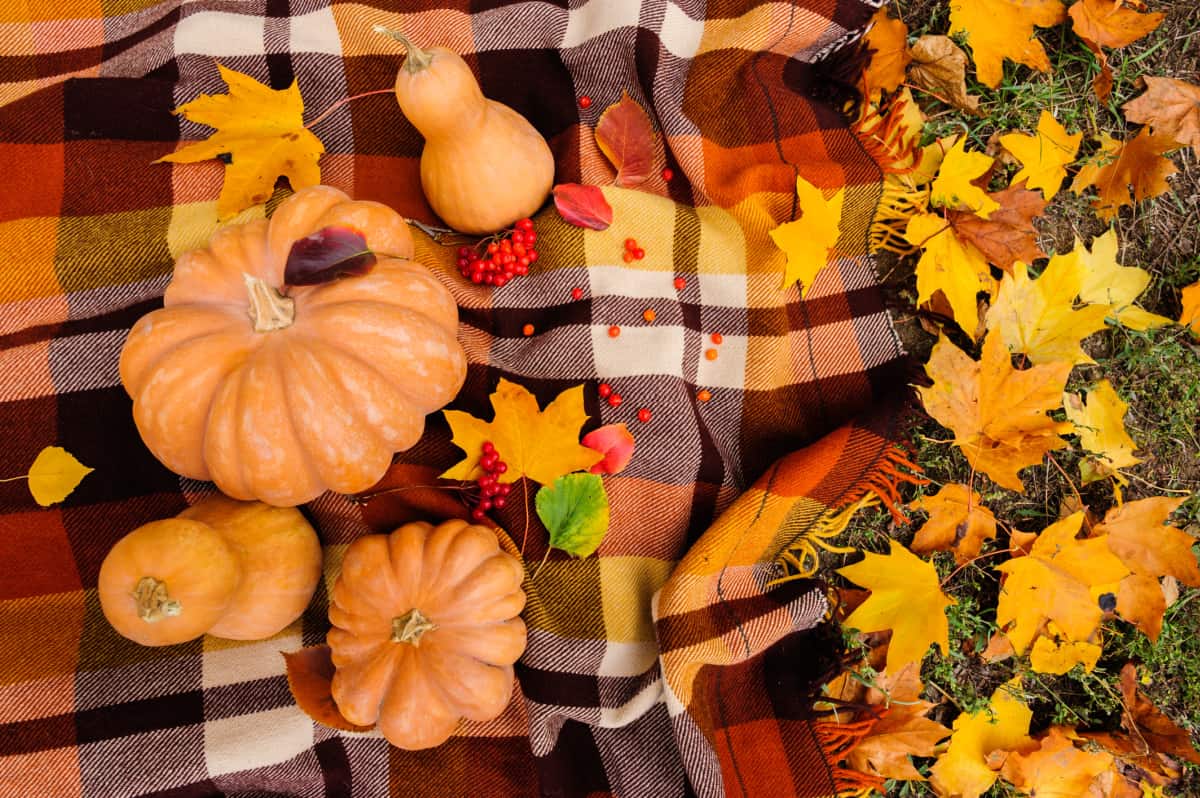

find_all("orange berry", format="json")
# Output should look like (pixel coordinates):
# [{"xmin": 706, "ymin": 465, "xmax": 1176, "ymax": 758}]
[
  {"xmin": 704, "ymin": 348, "xmax": 718, "ymax": 361},
  {"xmin": 673, "ymin": 277, "xmax": 686, "ymax": 291},
  {"xmin": 642, "ymin": 308, "xmax": 656, "ymax": 322},
  {"xmin": 710, "ymin": 332, "xmax": 723, "ymax": 345},
  {"xmin": 623, "ymin": 252, "xmax": 635, "ymax": 263},
  {"xmin": 608, "ymin": 325, "xmax": 621, "ymax": 337},
  {"xmin": 522, "ymin": 323, "xmax": 534, "ymax": 336},
  {"xmin": 697, "ymin": 389, "xmax": 712, "ymax": 402}
]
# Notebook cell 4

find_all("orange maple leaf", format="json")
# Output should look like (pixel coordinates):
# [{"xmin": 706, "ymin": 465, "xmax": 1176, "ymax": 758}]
[
  {"xmin": 908, "ymin": 483, "xmax": 998, "ymax": 564},
  {"xmin": 1069, "ymin": 0, "xmax": 1163, "ymax": 48},
  {"xmin": 918, "ymin": 331, "xmax": 1073, "ymax": 492},
  {"xmin": 862, "ymin": 9, "xmax": 912, "ymax": 97},
  {"xmin": 1000, "ymin": 726, "xmax": 1114, "ymax": 796},
  {"xmin": 843, "ymin": 662, "xmax": 952, "ymax": 781},
  {"xmin": 1123, "ymin": 76, "xmax": 1200, "ymax": 157},
  {"xmin": 949, "ymin": 0, "xmax": 1067, "ymax": 88},
  {"xmin": 946, "ymin": 182, "xmax": 1047, "ymax": 270},
  {"xmin": 1071, "ymin": 129, "xmax": 1178, "ymax": 220}
]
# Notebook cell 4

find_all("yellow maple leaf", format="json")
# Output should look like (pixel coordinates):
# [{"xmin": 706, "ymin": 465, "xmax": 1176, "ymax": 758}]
[
  {"xmin": 836, "ymin": 539, "xmax": 955, "ymax": 673},
  {"xmin": 949, "ymin": 0, "xmax": 1068, "ymax": 88},
  {"xmin": 1070, "ymin": 230, "xmax": 1172, "ymax": 330},
  {"xmin": 769, "ymin": 176, "xmax": 845, "ymax": 295},
  {"xmin": 157, "ymin": 64, "xmax": 325, "ymax": 220},
  {"xmin": 1064, "ymin": 380, "xmax": 1141, "ymax": 477},
  {"xmin": 985, "ymin": 257, "xmax": 1111, "ymax": 365},
  {"xmin": 1029, "ymin": 629, "xmax": 1103, "ymax": 674},
  {"xmin": 25, "ymin": 446, "xmax": 93, "ymax": 506},
  {"xmin": 930, "ymin": 136, "xmax": 1000, "ymax": 218},
  {"xmin": 1180, "ymin": 281, "xmax": 1200, "ymax": 336},
  {"xmin": 905, "ymin": 212, "xmax": 994, "ymax": 336},
  {"xmin": 999, "ymin": 111, "xmax": 1082, "ymax": 200},
  {"xmin": 908, "ymin": 483, "xmax": 998, "ymax": 564},
  {"xmin": 919, "ymin": 331, "xmax": 1073, "ymax": 492},
  {"xmin": 442, "ymin": 379, "xmax": 602, "ymax": 486},
  {"xmin": 995, "ymin": 512, "xmax": 1130, "ymax": 658},
  {"xmin": 929, "ymin": 678, "xmax": 1035, "ymax": 798},
  {"xmin": 1000, "ymin": 726, "xmax": 1113, "ymax": 796}
]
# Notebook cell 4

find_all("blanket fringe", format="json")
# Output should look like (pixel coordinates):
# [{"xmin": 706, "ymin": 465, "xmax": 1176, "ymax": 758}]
[
  {"xmin": 812, "ymin": 716, "xmax": 887, "ymax": 796},
  {"xmin": 772, "ymin": 444, "xmax": 926, "ymax": 583}
]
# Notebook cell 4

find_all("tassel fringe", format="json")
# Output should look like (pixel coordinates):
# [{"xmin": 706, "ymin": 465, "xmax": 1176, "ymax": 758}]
[
  {"xmin": 812, "ymin": 716, "xmax": 887, "ymax": 796},
  {"xmin": 772, "ymin": 444, "xmax": 926, "ymax": 584}
]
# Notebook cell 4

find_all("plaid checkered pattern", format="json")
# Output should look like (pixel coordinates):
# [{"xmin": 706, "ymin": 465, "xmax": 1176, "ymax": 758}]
[{"xmin": 0, "ymin": 0, "xmax": 908, "ymax": 796}]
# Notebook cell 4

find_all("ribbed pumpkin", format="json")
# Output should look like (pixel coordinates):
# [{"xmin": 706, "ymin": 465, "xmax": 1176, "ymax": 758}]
[
  {"xmin": 380, "ymin": 28, "xmax": 554, "ymax": 234},
  {"xmin": 99, "ymin": 495, "xmax": 322, "ymax": 646},
  {"xmin": 327, "ymin": 519, "xmax": 527, "ymax": 750},
  {"xmin": 119, "ymin": 185, "xmax": 467, "ymax": 507}
]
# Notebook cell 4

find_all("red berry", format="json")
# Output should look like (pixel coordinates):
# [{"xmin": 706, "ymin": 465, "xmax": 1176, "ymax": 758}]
[
  {"xmin": 514, "ymin": 264, "xmax": 529, "ymax": 276},
  {"xmin": 494, "ymin": 462, "xmax": 508, "ymax": 474},
  {"xmin": 493, "ymin": 496, "xmax": 507, "ymax": 509},
  {"xmin": 478, "ymin": 498, "xmax": 493, "ymax": 511},
  {"xmin": 623, "ymin": 252, "xmax": 635, "ymax": 263},
  {"xmin": 579, "ymin": 95, "xmax": 592, "ymax": 109},
  {"xmin": 598, "ymin": 382, "xmax": 612, "ymax": 398},
  {"xmin": 674, "ymin": 277, "xmax": 686, "ymax": 290},
  {"xmin": 500, "ymin": 239, "xmax": 512, "ymax": 252},
  {"xmin": 634, "ymin": 248, "xmax": 645, "ymax": 260},
  {"xmin": 526, "ymin": 231, "xmax": 537, "ymax": 243},
  {"xmin": 487, "ymin": 242, "xmax": 499, "ymax": 254},
  {"xmin": 471, "ymin": 508, "xmax": 487, "ymax": 522},
  {"xmin": 457, "ymin": 257, "xmax": 470, "ymax": 269},
  {"xmin": 518, "ymin": 218, "xmax": 534, "ymax": 231},
  {"xmin": 528, "ymin": 251, "xmax": 538, "ymax": 262},
  {"xmin": 637, "ymin": 408, "xmax": 651, "ymax": 423},
  {"xmin": 497, "ymin": 483, "xmax": 512, "ymax": 496},
  {"xmin": 624, "ymin": 238, "xmax": 637, "ymax": 250},
  {"xmin": 608, "ymin": 325, "xmax": 620, "ymax": 337},
  {"xmin": 495, "ymin": 276, "xmax": 509, "ymax": 287},
  {"xmin": 481, "ymin": 453, "xmax": 498, "ymax": 470},
  {"xmin": 662, "ymin": 167, "xmax": 673, "ymax": 181},
  {"xmin": 458, "ymin": 246, "xmax": 471, "ymax": 257},
  {"xmin": 470, "ymin": 271, "xmax": 484, "ymax": 284},
  {"xmin": 607, "ymin": 393, "xmax": 623, "ymax": 407},
  {"xmin": 571, "ymin": 287, "xmax": 583, "ymax": 300},
  {"xmin": 482, "ymin": 441, "xmax": 495, "ymax": 454},
  {"xmin": 513, "ymin": 243, "xmax": 526, "ymax": 257}
]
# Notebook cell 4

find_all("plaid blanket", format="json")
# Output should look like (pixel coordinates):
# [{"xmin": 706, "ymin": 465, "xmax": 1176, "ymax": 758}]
[{"xmin": 0, "ymin": 1, "xmax": 909, "ymax": 796}]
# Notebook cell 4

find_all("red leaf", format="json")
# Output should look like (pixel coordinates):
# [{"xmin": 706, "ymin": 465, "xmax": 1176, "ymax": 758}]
[
  {"xmin": 582, "ymin": 423, "xmax": 636, "ymax": 474},
  {"xmin": 595, "ymin": 92, "xmax": 656, "ymax": 187},
  {"xmin": 283, "ymin": 644, "xmax": 374, "ymax": 732},
  {"xmin": 553, "ymin": 184, "xmax": 613, "ymax": 230},
  {"xmin": 284, "ymin": 226, "xmax": 377, "ymax": 286}
]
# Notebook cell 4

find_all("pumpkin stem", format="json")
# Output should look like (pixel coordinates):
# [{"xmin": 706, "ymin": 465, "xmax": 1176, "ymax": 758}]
[
  {"xmin": 133, "ymin": 577, "xmax": 182, "ymax": 623},
  {"xmin": 373, "ymin": 25, "xmax": 433, "ymax": 74},
  {"xmin": 243, "ymin": 273, "xmax": 295, "ymax": 332},
  {"xmin": 391, "ymin": 608, "xmax": 436, "ymax": 645}
]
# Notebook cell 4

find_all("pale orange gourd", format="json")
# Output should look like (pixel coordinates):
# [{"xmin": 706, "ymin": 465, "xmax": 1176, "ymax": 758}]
[
  {"xmin": 99, "ymin": 495, "xmax": 322, "ymax": 646},
  {"xmin": 327, "ymin": 519, "xmax": 527, "ymax": 750},
  {"xmin": 380, "ymin": 28, "xmax": 555, "ymax": 234},
  {"xmin": 119, "ymin": 185, "xmax": 467, "ymax": 507}
]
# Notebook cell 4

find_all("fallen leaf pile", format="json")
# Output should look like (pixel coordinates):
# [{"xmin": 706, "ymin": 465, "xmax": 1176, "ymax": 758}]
[{"xmin": 798, "ymin": 3, "xmax": 1200, "ymax": 794}]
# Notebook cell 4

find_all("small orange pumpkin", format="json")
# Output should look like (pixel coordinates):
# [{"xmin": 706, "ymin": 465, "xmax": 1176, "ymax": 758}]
[
  {"xmin": 380, "ymin": 28, "xmax": 555, "ymax": 234},
  {"xmin": 327, "ymin": 519, "xmax": 527, "ymax": 749},
  {"xmin": 120, "ymin": 185, "xmax": 467, "ymax": 506},
  {"xmin": 99, "ymin": 495, "xmax": 322, "ymax": 646}
]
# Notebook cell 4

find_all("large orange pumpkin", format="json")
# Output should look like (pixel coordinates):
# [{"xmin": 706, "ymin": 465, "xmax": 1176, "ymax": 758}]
[
  {"xmin": 327, "ymin": 519, "xmax": 527, "ymax": 749},
  {"xmin": 120, "ymin": 186, "xmax": 467, "ymax": 506}
]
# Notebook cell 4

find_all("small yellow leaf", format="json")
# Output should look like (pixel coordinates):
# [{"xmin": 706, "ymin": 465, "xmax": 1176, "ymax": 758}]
[
  {"xmin": 1029, "ymin": 628, "xmax": 1103, "ymax": 674},
  {"xmin": 929, "ymin": 678, "xmax": 1035, "ymax": 798},
  {"xmin": 931, "ymin": 137, "xmax": 999, "ymax": 218},
  {"xmin": 1064, "ymin": 380, "xmax": 1141, "ymax": 473},
  {"xmin": 836, "ymin": 540, "xmax": 956, "ymax": 673},
  {"xmin": 998, "ymin": 112, "xmax": 1082, "ymax": 200},
  {"xmin": 1069, "ymin": 230, "xmax": 1172, "ymax": 330},
  {"xmin": 1181, "ymin": 281, "xmax": 1200, "ymax": 336},
  {"xmin": 769, "ymin": 177, "xmax": 845, "ymax": 296},
  {"xmin": 985, "ymin": 258, "xmax": 1111, "ymax": 366},
  {"xmin": 905, "ymin": 212, "xmax": 993, "ymax": 336},
  {"xmin": 157, "ymin": 63, "xmax": 325, "ymax": 220},
  {"xmin": 27, "ymin": 446, "xmax": 93, "ymax": 506},
  {"xmin": 442, "ymin": 379, "xmax": 602, "ymax": 486}
]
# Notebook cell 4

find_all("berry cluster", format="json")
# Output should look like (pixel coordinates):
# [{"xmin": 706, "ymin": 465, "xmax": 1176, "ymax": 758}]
[
  {"xmin": 456, "ymin": 218, "xmax": 538, "ymax": 286},
  {"xmin": 470, "ymin": 441, "xmax": 511, "ymax": 522},
  {"xmin": 622, "ymin": 237, "xmax": 645, "ymax": 263}
]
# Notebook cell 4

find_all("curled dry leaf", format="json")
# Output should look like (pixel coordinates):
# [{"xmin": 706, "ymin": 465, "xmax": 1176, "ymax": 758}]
[
  {"xmin": 595, "ymin": 92, "xmax": 656, "ymax": 187},
  {"xmin": 283, "ymin": 644, "xmax": 374, "ymax": 733},
  {"xmin": 907, "ymin": 35, "xmax": 980, "ymax": 116},
  {"xmin": 581, "ymin": 423, "xmax": 635, "ymax": 475},
  {"xmin": 552, "ymin": 183, "xmax": 613, "ymax": 230},
  {"xmin": 1123, "ymin": 76, "xmax": 1200, "ymax": 157},
  {"xmin": 284, "ymin": 226, "xmax": 376, "ymax": 286}
]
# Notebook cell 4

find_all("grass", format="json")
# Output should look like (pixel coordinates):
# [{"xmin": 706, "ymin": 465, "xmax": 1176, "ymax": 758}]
[{"xmin": 838, "ymin": 1, "xmax": 1200, "ymax": 794}]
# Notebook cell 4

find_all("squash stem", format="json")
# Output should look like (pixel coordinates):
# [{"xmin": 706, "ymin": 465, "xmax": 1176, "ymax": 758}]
[
  {"xmin": 243, "ymin": 273, "xmax": 295, "ymax": 332},
  {"xmin": 133, "ymin": 576, "xmax": 182, "ymax": 623},
  {"xmin": 372, "ymin": 25, "xmax": 433, "ymax": 73},
  {"xmin": 392, "ymin": 608, "xmax": 437, "ymax": 645}
]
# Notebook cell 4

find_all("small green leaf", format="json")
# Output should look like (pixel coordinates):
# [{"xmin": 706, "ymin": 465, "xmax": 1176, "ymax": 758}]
[
  {"xmin": 535, "ymin": 473, "xmax": 609, "ymax": 558},
  {"xmin": 27, "ymin": 446, "xmax": 93, "ymax": 506}
]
